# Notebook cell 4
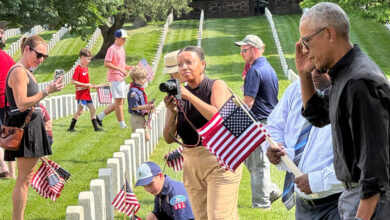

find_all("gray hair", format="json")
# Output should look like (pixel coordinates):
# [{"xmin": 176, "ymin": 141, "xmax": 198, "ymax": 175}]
[{"xmin": 301, "ymin": 2, "xmax": 350, "ymax": 39}]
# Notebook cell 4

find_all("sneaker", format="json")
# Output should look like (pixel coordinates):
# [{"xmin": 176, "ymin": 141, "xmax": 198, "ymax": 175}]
[
  {"xmin": 95, "ymin": 127, "xmax": 104, "ymax": 132},
  {"xmin": 0, "ymin": 171, "xmax": 11, "ymax": 179},
  {"xmin": 270, "ymin": 188, "xmax": 282, "ymax": 204},
  {"xmin": 67, "ymin": 128, "xmax": 76, "ymax": 132},
  {"xmin": 119, "ymin": 124, "xmax": 128, "ymax": 129},
  {"xmin": 96, "ymin": 117, "xmax": 103, "ymax": 127},
  {"xmin": 252, "ymin": 204, "xmax": 271, "ymax": 210}
]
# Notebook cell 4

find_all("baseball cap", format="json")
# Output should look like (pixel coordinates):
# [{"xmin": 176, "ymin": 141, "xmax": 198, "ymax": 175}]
[
  {"xmin": 234, "ymin": 34, "xmax": 264, "ymax": 49},
  {"xmin": 114, "ymin": 29, "xmax": 129, "ymax": 38},
  {"xmin": 135, "ymin": 162, "xmax": 162, "ymax": 187},
  {"xmin": 163, "ymin": 50, "xmax": 179, "ymax": 74}
]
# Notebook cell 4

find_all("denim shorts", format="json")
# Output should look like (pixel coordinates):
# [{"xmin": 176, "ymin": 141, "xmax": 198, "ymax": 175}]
[{"xmin": 77, "ymin": 100, "xmax": 93, "ymax": 106}]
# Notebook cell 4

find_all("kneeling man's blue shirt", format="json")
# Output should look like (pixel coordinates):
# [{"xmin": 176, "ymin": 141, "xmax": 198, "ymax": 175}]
[{"xmin": 153, "ymin": 175, "xmax": 194, "ymax": 220}]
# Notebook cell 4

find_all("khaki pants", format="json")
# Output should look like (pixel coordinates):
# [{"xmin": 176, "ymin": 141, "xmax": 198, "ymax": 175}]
[
  {"xmin": 183, "ymin": 146, "xmax": 242, "ymax": 220},
  {"xmin": 129, "ymin": 114, "xmax": 150, "ymax": 141}
]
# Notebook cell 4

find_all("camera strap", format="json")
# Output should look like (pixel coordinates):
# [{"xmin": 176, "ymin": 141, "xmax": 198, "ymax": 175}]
[{"xmin": 169, "ymin": 103, "xmax": 201, "ymax": 147}]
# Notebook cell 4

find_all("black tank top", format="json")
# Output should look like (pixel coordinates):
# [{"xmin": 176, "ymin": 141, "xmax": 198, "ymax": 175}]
[
  {"xmin": 6, "ymin": 65, "xmax": 38, "ymax": 109},
  {"xmin": 177, "ymin": 75, "xmax": 215, "ymax": 146}
]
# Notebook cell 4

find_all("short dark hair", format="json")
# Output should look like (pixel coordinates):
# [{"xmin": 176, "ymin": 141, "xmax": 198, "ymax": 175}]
[{"xmin": 79, "ymin": 48, "xmax": 92, "ymax": 57}]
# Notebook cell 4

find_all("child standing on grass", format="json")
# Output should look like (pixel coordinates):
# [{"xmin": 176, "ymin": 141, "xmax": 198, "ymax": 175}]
[
  {"xmin": 67, "ymin": 48, "xmax": 102, "ymax": 132},
  {"xmin": 128, "ymin": 66, "xmax": 154, "ymax": 141}
]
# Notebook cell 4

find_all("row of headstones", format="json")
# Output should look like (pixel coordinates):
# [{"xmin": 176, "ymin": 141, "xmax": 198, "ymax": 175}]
[
  {"xmin": 264, "ymin": 7, "xmax": 290, "ymax": 78},
  {"xmin": 37, "ymin": 28, "xmax": 102, "ymax": 91},
  {"xmin": 197, "ymin": 10, "xmax": 204, "ymax": 48},
  {"xmin": 39, "ymin": 91, "xmax": 110, "ymax": 121},
  {"xmin": 65, "ymin": 102, "xmax": 168, "ymax": 220},
  {"xmin": 47, "ymin": 26, "xmax": 72, "ymax": 54},
  {"xmin": 5, "ymin": 25, "xmax": 45, "ymax": 57},
  {"xmin": 150, "ymin": 12, "xmax": 174, "ymax": 80},
  {"xmin": 3, "ymin": 28, "xmax": 21, "ymax": 39}
]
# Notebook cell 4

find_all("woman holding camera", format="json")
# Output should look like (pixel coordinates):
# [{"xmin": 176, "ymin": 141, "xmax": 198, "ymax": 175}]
[
  {"xmin": 163, "ymin": 46, "xmax": 242, "ymax": 220},
  {"xmin": 5, "ymin": 35, "xmax": 63, "ymax": 220}
]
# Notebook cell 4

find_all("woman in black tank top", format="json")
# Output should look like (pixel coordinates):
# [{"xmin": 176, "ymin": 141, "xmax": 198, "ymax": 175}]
[
  {"xmin": 6, "ymin": 35, "xmax": 64, "ymax": 219},
  {"xmin": 163, "ymin": 46, "xmax": 242, "ymax": 220}
]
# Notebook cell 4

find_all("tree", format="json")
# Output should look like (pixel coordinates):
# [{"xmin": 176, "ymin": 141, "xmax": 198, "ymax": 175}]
[
  {"xmin": 300, "ymin": 0, "xmax": 390, "ymax": 24},
  {"xmin": 0, "ymin": 0, "xmax": 192, "ymax": 58},
  {"xmin": 0, "ymin": 0, "xmax": 121, "ymax": 37},
  {"xmin": 94, "ymin": 0, "xmax": 192, "ymax": 59}
]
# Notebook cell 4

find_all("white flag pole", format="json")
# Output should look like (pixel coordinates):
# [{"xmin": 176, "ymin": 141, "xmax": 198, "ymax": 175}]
[{"xmin": 228, "ymin": 88, "xmax": 303, "ymax": 177}]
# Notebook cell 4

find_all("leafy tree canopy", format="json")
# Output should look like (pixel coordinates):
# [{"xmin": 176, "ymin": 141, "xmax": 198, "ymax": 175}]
[
  {"xmin": 0, "ymin": 0, "xmax": 192, "ymax": 57},
  {"xmin": 300, "ymin": 0, "xmax": 390, "ymax": 23}
]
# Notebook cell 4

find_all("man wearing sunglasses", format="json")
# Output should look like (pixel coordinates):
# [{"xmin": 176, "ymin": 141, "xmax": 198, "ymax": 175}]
[
  {"xmin": 297, "ymin": 2, "xmax": 390, "ymax": 220},
  {"xmin": 234, "ymin": 34, "xmax": 281, "ymax": 210}
]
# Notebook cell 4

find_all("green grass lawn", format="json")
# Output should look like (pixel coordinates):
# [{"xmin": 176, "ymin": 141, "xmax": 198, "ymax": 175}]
[
  {"xmin": 55, "ymin": 22, "xmax": 164, "ymax": 97},
  {"xmin": 0, "ymin": 16, "xmax": 295, "ymax": 219},
  {"xmin": 273, "ymin": 14, "xmax": 390, "ymax": 76},
  {"xmin": 201, "ymin": 16, "xmax": 292, "ymax": 219},
  {"xmin": 0, "ymin": 19, "xmax": 197, "ymax": 219}
]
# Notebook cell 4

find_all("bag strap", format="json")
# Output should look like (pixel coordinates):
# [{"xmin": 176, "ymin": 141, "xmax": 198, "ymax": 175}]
[
  {"xmin": 5, "ymin": 64, "xmax": 35, "ymax": 129},
  {"xmin": 20, "ymin": 107, "xmax": 35, "ymax": 129},
  {"xmin": 4, "ymin": 64, "xmax": 25, "ymax": 122}
]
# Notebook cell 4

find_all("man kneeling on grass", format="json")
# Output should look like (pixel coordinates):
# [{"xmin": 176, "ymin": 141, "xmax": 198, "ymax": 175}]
[{"xmin": 135, "ymin": 162, "xmax": 194, "ymax": 220}]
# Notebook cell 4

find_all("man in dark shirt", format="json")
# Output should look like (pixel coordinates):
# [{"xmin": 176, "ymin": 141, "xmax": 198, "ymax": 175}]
[
  {"xmin": 296, "ymin": 2, "xmax": 390, "ymax": 220},
  {"xmin": 135, "ymin": 162, "xmax": 194, "ymax": 220},
  {"xmin": 234, "ymin": 34, "xmax": 281, "ymax": 209}
]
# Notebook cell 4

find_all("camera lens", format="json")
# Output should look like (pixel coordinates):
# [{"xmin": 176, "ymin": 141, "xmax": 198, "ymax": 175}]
[
  {"xmin": 159, "ymin": 82, "xmax": 169, "ymax": 92},
  {"xmin": 159, "ymin": 81, "xmax": 177, "ymax": 92}
]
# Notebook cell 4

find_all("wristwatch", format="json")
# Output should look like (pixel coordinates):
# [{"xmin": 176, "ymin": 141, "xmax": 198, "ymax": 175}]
[{"xmin": 354, "ymin": 217, "xmax": 363, "ymax": 220}]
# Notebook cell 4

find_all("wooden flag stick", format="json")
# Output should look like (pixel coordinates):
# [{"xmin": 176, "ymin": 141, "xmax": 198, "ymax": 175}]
[
  {"xmin": 95, "ymin": 82, "xmax": 111, "ymax": 88},
  {"xmin": 228, "ymin": 88, "xmax": 303, "ymax": 177}
]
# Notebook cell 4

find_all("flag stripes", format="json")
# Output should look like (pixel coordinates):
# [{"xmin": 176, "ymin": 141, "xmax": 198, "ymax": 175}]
[
  {"xmin": 30, "ymin": 160, "xmax": 65, "ymax": 201},
  {"xmin": 138, "ymin": 58, "xmax": 154, "ymax": 82},
  {"xmin": 112, "ymin": 180, "xmax": 140, "ymax": 217},
  {"xmin": 198, "ymin": 96, "xmax": 267, "ymax": 172},
  {"xmin": 97, "ymin": 86, "xmax": 112, "ymax": 104},
  {"xmin": 165, "ymin": 147, "xmax": 184, "ymax": 172}
]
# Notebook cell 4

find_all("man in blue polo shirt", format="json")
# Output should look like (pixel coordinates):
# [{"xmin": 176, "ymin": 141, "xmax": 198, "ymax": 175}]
[
  {"xmin": 135, "ymin": 162, "xmax": 194, "ymax": 220},
  {"xmin": 235, "ymin": 34, "xmax": 281, "ymax": 210}
]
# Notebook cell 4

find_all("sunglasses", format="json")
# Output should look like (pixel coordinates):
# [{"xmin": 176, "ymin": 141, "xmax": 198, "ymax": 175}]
[
  {"xmin": 241, "ymin": 46, "xmax": 254, "ymax": 54},
  {"xmin": 30, "ymin": 47, "xmax": 49, "ymax": 60},
  {"xmin": 301, "ymin": 27, "xmax": 327, "ymax": 50}
]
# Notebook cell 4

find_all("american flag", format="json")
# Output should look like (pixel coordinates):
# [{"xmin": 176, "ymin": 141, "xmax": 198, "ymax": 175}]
[
  {"xmin": 97, "ymin": 86, "xmax": 112, "ymax": 104},
  {"xmin": 165, "ymin": 147, "xmax": 184, "ymax": 172},
  {"xmin": 30, "ymin": 160, "xmax": 65, "ymax": 201},
  {"xmin": 112, "ymin": 180, "xmax": 140, "ymax": 217},
  {"xmin": 198, "ymin": 96, "xmax": 267, "ymax": 172},
  {"xmin": 138, "ymin": 58, "xmax": 154, "ymax": 82}
]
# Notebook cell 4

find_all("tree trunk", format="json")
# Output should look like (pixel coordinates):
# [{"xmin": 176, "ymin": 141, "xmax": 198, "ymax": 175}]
[{"xmin": 94, "ymin": 13, "xmax": 126, "ymax": 59}]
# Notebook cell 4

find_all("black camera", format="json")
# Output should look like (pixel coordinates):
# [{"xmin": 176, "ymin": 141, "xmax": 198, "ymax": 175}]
[{"xmin": 159, "ymin": 79, "xmax": 181, "ymax": 99}]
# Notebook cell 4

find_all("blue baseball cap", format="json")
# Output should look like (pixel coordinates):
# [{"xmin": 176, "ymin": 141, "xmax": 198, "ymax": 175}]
[
  {"xmin": 114, "ymin": 29, "xmax": 129, "ymax": 38},
  {"xmin": 135, "ymin": 162, "xmax": 162, "ymax": 187}
]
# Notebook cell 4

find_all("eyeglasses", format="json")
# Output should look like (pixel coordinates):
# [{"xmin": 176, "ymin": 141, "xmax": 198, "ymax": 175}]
[
  {"xmin": 29, "ymin": 47, "xmax": 49, "ymax": 60},
  {"xmin": 241, "ymin": 46, "xmax": 254, "ymax": 54},
  {"xmin": 301, "ymin": 27, "xmax": 327, "ymax": 50}
]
